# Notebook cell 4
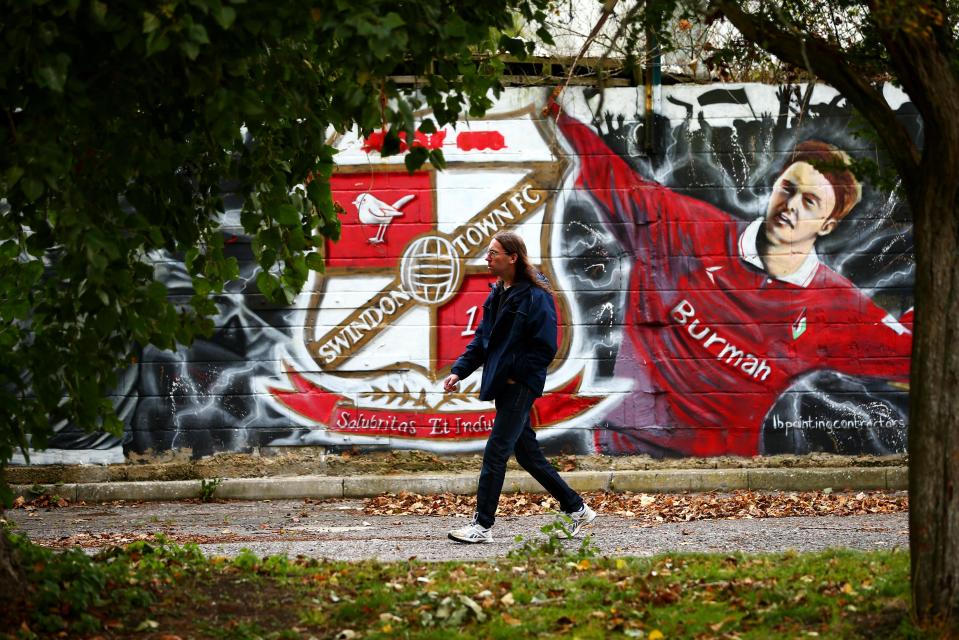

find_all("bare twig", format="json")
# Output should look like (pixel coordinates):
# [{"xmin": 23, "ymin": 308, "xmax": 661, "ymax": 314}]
[{"xmin": 560, "ymin": 0, "xmax": 621, "ymax": 101}]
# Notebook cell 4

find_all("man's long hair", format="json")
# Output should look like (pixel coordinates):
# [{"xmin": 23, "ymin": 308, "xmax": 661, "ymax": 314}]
[{"xmin": 492, "ymin": 231, "xmax": 553, "ymax": 293}]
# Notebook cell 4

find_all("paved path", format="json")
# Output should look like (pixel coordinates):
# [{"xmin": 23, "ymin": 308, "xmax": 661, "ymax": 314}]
[{"xmin": 6, "ymin": 498, "xmax": 909, "ymax": 562}]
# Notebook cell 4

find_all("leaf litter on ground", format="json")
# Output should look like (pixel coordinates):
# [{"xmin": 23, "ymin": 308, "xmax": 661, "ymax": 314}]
[{"xmin": 363, "ymin": 489, "xmax": 908, "ymax": 524}]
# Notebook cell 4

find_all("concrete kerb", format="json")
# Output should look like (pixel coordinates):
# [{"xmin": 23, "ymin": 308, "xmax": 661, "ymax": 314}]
[
  {"xmin": 885, "ymin": 467, "xmax": 908, "ymax": 490},
  {"xmin": 10, "ymin": 467, "xmax": 905, "ymax": 504},
  {"xmin": 343, "ymin": 474, "xmax": 477, "ymax": 498},
  {"xmin": 746, "ymin": 467, "xmax": 889, "ymax": 492},
  {"xmin": 611, "ymin": 469, "xmax": 750, "ymax": 492},
  {"xmin": 217, "ymin": 476, "xmax": 344, "ymax": 500}
]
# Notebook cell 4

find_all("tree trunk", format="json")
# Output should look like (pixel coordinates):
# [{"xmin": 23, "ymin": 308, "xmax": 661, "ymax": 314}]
[
  {"xmin": 908, "ymin": 168, "xmax": 959, "ymax": 627},
  {"xmin": 0, "ymin": 518, "xmax": 25, "ymax": 611}
]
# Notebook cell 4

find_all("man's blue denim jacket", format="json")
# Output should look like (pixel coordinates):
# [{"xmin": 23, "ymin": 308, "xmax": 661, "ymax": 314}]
[{"xmin": 450, "ymin": 277, "xmax": 557, "ymax": 401}]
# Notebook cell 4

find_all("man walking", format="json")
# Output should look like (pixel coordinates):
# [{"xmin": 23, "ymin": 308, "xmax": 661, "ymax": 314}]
[{"xmin": 442, "ymin": 230, "xmax": 596, "ymax": 543}]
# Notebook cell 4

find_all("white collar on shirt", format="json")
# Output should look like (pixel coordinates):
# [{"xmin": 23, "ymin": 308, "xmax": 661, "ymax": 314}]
[{"xmin": 738, "ymin": 217, "xmax": 820, "ymax": 288}]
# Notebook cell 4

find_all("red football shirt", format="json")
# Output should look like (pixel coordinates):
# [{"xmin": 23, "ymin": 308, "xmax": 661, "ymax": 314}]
[{"xmin": 556, "ymin": 111, "xmax": 912, "ymax": 456}]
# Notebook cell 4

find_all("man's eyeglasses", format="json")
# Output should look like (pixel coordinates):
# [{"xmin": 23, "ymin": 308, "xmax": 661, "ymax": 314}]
[{"xmin": 486, "ymin": 249, "xmax": 506, "ymax": 258}]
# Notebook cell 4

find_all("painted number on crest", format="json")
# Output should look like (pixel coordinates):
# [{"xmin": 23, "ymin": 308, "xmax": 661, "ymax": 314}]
[{"xmin": 461, "ymin": 305, "xmax": 480, "ymax": 336}]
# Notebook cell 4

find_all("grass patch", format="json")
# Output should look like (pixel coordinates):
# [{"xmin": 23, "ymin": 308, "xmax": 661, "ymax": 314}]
[{"xmin": 0, "ymin": 529, "xmax": 936, "ymax": 639}]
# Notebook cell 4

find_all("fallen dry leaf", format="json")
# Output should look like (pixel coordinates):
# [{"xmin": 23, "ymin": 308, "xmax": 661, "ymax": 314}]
[
  {"xmin": 12, "ymin": 494, "xmax": 70, "ymax": 509},
  {"xmin": 501, "ymin": 612, "xmax": 522, "ymax": 626}
]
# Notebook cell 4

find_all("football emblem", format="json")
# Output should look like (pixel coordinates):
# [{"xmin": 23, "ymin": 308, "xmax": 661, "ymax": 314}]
[
  {"xmin": 400, "ymin": 235, "xmax": 463, "ymax": 306},
  {"xmin": 262, "ymin": 104, "xmax": 624, "ymax": 451}
]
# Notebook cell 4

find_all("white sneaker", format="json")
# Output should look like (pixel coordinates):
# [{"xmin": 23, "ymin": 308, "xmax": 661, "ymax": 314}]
[
  {"xmin": 448, "ymin": 521, "xmax": 493, "ymax": 544},
  {"xmin": 566, "ymin": 504, "xmax": 597, "ymax": 538}
]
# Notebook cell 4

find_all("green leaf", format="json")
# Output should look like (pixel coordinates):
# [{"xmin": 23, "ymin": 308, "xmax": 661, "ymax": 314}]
[
  {"xmin": 223, "ymin": 256, "xmax": 240, "ymax": 280},
  {"xmin": 8, "ymin": 299, "xmax": 30, "ymax": 320},
  {"xmin": 21, "ymin": 178, "xmax": 44, "ymax": 202},
  {"xmin": 181, "ymin": 41, "xmax": 201, "ymax": 60},
  {"xmin": 305, "ymin": 251, "xmax": 325, "ymax": 272},
  {"xmin": 214, "ymin": 6, "xmax": 237, "ymax": 29},
  {"xmin": 428, "ymin": 148, "xmax": 447, "ymax": 171},
  {"xmin": 194, "ymin": 277, "xmax": 212, "ymax": 296},
  {"xmin": 286, "ymin": 225, "xmax": 306, "ymax": 251},
  {"xmin": 274, "ymin": 204, "xmax": 300, "ymax": 226},
  {"xmin": 146, "ymin": 281, "xmax": 167, "ymax": 301},
  {"xmin": 290, "ymin": 253, "xmax": 308, "ymax": 280},
  {"xmin": 101, "ymin": 413, "xmax": 123, "ymax": 437},
  {"xmin": 257, "ymin": 227, "xmax": 281, "ymax": 251},
  {"xmin": 5, "ymin": 166, "xmax": 24, "ymax": 187},
  {"xmin": 25, "ymin": 233, "xmax": 49, "ymax": 257},
  {"xmin": 36, "ymin": 54, "xmax": 70, "ymax": 92},
  {"xmin": 381, "ymin": 12, "xmax": 405, "ymax": 31},
  {"xmin": 240, "ymin": 208, "xmax": 260, "ymax": 233},
  {"xmin": 306, "ymin": 180, "xmax": 331, "ymax": 211},
  {"xmin": 143, "ymin": 11, "xmax": 161, "ymax": 33},
  {"xmin": 91, "ymin": 0, "xmax": 107, "ymax": 23},
  {"xmin": 22, "ymin": 261, "xmax": 44, "ymax": 287},
  {"xmin": 145, "ymin": 32, "xmax": 171, "ymax": 56},
  {"xmin": 499, "ymin": 36, "xmax": 526, "ymax": 57},
  {"xmin": 381, "ymin": 129, "xmax": 402, "ymax": 156},
  {"xmin": 256, "ymin": 271, "xmax": 278, "ymax": 297},
  {"xmin": 188, "ymin": 23, "xmax": 210, "ymax": 44},
  {"xmin": 259, "ymin": 247, "xmax": 276, "ymax": 270},
  {"xmin": 184, "ymin": 247, "xmax": 200, "ymax": 271},
  {"xmin": 444, "ymin": 17, "xmax": 466, "ymax": 38},
  {"xmin": 0, "ymin": 240, "xmax": 18, "ymax": 260},
  {"xmin": 405, "ymin": 146, "xmax": 429, "ymax": 173}
]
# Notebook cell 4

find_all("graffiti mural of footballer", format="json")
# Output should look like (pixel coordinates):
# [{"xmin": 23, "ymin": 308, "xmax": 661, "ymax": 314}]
[{"xmin": 547, "ymin": 93, "xmax": 913, "ymax": 458}]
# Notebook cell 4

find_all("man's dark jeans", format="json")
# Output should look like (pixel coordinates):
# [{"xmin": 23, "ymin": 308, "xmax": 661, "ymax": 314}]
[{"xmin": 474, "ymin": 381, "xmax": 584, "ymax": 529}]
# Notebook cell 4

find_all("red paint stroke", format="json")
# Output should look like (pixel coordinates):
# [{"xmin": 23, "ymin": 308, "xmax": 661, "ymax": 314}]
[
  {"xmin": 362, "ymin": 129, "xmax": 447, "ymax": 154},
  {"xmin": 268, "ymin": 367, "xmax": 603, "ymax": 440},
  {"xmin": 456, "ymin": 131, "xmax": 506, "ymax": 151}
]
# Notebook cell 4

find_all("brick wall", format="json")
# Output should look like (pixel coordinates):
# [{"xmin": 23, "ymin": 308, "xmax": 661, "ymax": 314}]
[{"xmin": 17, "ymin": 85, "xmax": 917, "ymax": 464}]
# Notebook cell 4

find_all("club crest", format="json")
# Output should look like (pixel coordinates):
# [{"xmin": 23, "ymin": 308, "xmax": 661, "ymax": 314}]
[{"xmin": 262, "ymin": 104, "xmax": 623, "ymax": 451}]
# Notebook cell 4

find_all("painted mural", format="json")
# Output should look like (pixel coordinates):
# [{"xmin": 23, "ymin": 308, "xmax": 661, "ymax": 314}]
[{"xmin": 15, "ymin": 85, "xmax": 918, "ymax": 465}]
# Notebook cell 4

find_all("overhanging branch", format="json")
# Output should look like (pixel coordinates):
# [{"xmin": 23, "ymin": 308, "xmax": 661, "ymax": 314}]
[
  {"xmin": 711, "ymin": 0, "xmax": 921, "ymax": 188},
  {"xmin": 869, "ymin": 0, "xmax": 959, "ymax": 151}
]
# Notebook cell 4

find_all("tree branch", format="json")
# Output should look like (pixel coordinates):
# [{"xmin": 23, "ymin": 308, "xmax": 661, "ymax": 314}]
[
  {"xmin": 711, "ymin": 0, "xmax": 921, "ymax": 189},
  {"xmin": 869, "ymin": 0, "xmax": 959, "ymax": 157}
]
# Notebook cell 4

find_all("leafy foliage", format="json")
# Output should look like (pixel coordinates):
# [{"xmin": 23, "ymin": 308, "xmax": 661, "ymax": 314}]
[
  {"xmin": 0, "ymin": 533, "xmax": 187, "ymax": 636},
  {"xmin": 0, "ymin": 534, "xmax": 931, "ymax": 639},
  {"xmin": 509, "ymin": 516, "xmax": 599, "ymax": 560},
  {"xmin": 0, "ymin": 0, "xmax": 551, "ymax": 493},
  {"xmin": 198, "ymin": 476, "xmax": 222, "ymax": 502},
  {"xmin": 560, "ymin": 0, "xmax": 940, "ymax": 84}
]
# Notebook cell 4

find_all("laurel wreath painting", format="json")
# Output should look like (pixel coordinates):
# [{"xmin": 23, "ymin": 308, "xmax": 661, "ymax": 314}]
[{"xmin": 360, "ymin": 378, "xmax": 482, "ymax": 410}]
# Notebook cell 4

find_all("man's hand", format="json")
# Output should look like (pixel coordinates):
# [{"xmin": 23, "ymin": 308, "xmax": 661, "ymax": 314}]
[{"xmin": 442, "ymin": 374, "xmax": 460, "ymax": 392}]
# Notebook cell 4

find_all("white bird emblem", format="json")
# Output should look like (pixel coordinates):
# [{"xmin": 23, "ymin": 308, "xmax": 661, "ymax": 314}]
[{"xmin": 353, "ymin": 192, "xmax": 415, "ymax": 244}]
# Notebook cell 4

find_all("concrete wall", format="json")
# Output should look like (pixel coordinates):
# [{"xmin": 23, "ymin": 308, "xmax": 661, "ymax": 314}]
[{"xmin": 19, "ymin": 84, "xmax": 917, "ymax": 464}]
